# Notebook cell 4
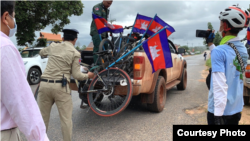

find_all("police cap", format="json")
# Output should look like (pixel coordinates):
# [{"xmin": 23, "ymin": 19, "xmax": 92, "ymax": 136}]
[{"xmin": 62, "ymin": 29, "xmax": 79, "ymax": 40}]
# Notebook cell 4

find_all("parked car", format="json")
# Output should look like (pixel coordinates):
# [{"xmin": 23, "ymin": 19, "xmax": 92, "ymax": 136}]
[
  {"xmin": 70, "ymin": 39, "xmax": 187, "ymax": 113},
  {"xmin": 243, "ymin": 40, "xmax": 250, "ymax": 105},
  {"xmin": 21, "ymin": 47, "xmax": 48, "ymax": 85}
]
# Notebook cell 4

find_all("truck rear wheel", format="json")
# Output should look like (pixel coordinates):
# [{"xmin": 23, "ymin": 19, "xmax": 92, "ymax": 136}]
[
  {"xmin": 177, "ymin": 68, "xmax": 187, "ymax": 90},
  {"xmin": 147, "ymin": 76, "xmax": 166, "ymax": 113}
]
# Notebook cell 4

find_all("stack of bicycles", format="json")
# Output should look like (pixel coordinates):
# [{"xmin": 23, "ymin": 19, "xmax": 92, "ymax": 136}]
[{"xmin": 78, "ymin": 26, "xmax": 147, "ymax": 117}]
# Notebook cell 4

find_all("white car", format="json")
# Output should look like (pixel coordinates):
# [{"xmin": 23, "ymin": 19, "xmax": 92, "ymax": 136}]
[
  {"xmin": 21, "ymin": 47, "xmax": 48, "ymax": 85},
  {"xmin": 242, "ymin": 40, "xmax": 250, "ymax": 105}
]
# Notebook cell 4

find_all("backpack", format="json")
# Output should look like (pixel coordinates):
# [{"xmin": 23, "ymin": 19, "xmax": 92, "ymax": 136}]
[{"xmin": 206, "ymin": 42, "xmax": 245, "ymax": 90}]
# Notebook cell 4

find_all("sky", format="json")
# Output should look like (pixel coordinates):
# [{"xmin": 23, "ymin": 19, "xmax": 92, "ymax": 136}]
[{"xmin": 11, "ymin": 0, "xmax": 250, "ymax": 48}]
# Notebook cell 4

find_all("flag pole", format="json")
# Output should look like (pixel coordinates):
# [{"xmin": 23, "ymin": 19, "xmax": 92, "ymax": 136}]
[
  {"xmin": 138, "ymin": 14, "xmax": 157, "ymax": 44},
  {"xmin": 107, "ymin": 26, "xmax": 167, "ymax": 69},
  {"xmin": 126, "ymin": 13, "xmax": 138, "ymax": 44}
]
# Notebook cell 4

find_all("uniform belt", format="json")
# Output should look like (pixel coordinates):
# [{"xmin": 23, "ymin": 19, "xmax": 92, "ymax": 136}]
[{"xmin": 41, "ymin": 79, "xmax": 62, "ymax": 83}]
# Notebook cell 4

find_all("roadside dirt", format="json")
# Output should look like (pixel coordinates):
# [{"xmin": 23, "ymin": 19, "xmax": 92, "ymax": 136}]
[{"xmin": 239, "ymin": 105, "xmax": 250, "ymax": 125}]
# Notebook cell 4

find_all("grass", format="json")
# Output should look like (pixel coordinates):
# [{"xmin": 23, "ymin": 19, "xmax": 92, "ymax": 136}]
[{"xmin": 206, "ymin": 58, "xmax": 211, "ymax": 68}]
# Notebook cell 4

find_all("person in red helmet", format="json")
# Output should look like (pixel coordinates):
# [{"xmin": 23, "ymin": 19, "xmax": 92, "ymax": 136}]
[{"xmin": 206, "ymin": 5, "xmax": 250, "ymax": 125}]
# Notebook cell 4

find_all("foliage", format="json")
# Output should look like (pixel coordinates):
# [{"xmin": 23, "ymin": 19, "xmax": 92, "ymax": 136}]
[
  {"xmin": 206, "ymin": 58, "xmax": 211, "ymax": 68},
  {"xmin": 208, "ymin": 22, "xmax": 213, "ymax": 30},
  {"xmin": 179, "ymin": 45, "xmax": 189, "ymax": 51},
  {"xmin": 18, "ymin": 47, "xmax": 24, "ymax": 52},
  {"xmin": 36, "ymin": 38, "xmax": 47, "ymax": 47},
  {"xmin": 75, "ymin": 46, "xmax": 80, "ymax": 50},
  {"xmin": 213, "ymin": 31, "xmax": 222, "ymax": 46},
  {"xmin": 15, "ymin": 1, "xmax": 84, "ymax": 46},
  {"xmin": 203, "ymin": 22, "xmax": 222, "ymax": 46},
  {"xmin": 82, "ymin": 45, "xmax": 87, "ymax": 50}
]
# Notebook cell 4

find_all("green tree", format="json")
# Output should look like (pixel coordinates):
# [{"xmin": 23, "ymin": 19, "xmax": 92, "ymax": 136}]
[
  {"xmin": 203, "ymin": 22, "xmax": 222, "ymax": 48},
  {"xmin": 203, "ymin": 22, "xmax": 214, "ymax": 46},
  {"xmin": 15, "ymin": 1, "xmax": 84, "ymax": 46},
  {"xmin": 75, "ymin": 46, "xmax": 80, "ymax": 50},
  {"xmin": 179, "ymin": 45, "xmax": 189, "ymax": 52},
  {"xmin": 36, "ymin": 38, "xmax": 47, "ymax": 47},
  {"xmin": 81, "ymin": 45, "xmax": 87, "ymax": 50},
  {"xmin": 213, "ymin": 31, "xmax": 222, "ymax": 46},
  {"xmin": 208, "ymin": 22, "xmax": 213, "ymax": 30},
  {"xmin": 18, "ymin": 48, "xmax": 24, "ymax": 52}
]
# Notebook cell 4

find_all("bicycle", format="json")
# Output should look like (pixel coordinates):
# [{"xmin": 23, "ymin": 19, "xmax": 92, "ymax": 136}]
[{"xmin": 78, "ymin": 50, "xmax": 133, "ymax": 117}]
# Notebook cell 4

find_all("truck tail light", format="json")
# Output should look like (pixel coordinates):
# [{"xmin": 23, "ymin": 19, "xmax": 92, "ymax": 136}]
[
  {"xmin": 133, "ymin": 56, "xmax": 145, "ymax": 80},
  {"xmin": 245, "ymin": 64, "xmax": 250, "ymax": 78}
]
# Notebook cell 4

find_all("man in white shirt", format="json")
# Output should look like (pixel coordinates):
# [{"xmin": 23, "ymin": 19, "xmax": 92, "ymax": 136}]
[
  {"xmin": 1, "ymin": 1, "xmax": 49, "ymax": 140},
  {"xmin": 206, "ymin": 5, "xmax": 250, "ymax": 125}
]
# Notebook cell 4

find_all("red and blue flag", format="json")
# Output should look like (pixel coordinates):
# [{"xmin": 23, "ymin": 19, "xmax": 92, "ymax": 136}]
[
  {"xmin": 247, "ymin": 27, "xmax": 250, "ymax": 45},
  {"xmin": 132, "ymin": 14, "xmax": 153, "ymax": 34},
  {"xmin": 142, "ymin": 29, "xmax": 173, "ymax": 73},
  {"xmin": 146, "ymin": 16, "xmax": 175, "ymax": 37},
  {"xmin": 92, "ymin": 13, "xmax": 123, "ymax": 34}
]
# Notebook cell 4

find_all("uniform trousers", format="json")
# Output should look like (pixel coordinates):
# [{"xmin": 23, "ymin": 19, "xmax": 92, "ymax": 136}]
[
  {"xmin": 38, "ymin": 81, "xmax": 72, "ymax": 141},
  {"xmin": 1, "ymin": 128, "xmax": 22, "ymax": 141}
]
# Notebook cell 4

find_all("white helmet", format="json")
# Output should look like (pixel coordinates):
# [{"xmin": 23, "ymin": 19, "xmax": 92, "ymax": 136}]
[{"xmin": 219, "ymin": 5, "xmax": 250, "ymax": 29}]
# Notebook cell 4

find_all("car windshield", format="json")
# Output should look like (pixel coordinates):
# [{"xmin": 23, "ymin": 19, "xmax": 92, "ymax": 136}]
[{"xmin": 21, "ymin": 50, "xmax": 40, "ymax": 58}]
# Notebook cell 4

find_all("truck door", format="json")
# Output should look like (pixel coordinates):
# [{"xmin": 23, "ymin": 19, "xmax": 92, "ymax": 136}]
[{"xmin": 168, "ymin": 43, "xmax": 179, "ymax": 80}]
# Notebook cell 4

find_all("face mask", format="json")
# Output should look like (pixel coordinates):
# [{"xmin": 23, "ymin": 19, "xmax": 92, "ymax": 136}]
[{"xmin": 7, "ymin": 15, "xmax": 17, "ymax": 37}]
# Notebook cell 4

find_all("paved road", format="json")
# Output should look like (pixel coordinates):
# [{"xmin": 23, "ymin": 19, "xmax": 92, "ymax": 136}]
[{"xmin": 28, "ymin": 54, "xmax": 209, "ymax": 141}]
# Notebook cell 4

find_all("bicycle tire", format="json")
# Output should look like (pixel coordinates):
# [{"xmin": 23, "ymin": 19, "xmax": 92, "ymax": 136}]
[
  {"xmin": 98, "ymin": 39, "xmax": 115, "ymax": 69},
  {"xmin": 87, "ymin": 68, "xmax": 133, "ymax": 117}
]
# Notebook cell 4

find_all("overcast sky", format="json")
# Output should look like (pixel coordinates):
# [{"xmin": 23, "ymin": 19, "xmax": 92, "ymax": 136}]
[{"xmin": 11, "ymin": 0, "xmax": 250, "ymax": 48}]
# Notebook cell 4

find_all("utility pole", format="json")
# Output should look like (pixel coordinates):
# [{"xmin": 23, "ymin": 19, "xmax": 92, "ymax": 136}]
[{"xmin": 110, "ymin": 19, "xmax": 116, "ymax": 24}]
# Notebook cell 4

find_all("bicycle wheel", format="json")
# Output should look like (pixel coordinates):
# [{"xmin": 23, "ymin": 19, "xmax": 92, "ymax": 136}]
[
  {"xmin": 99, "ymin": 39, "xmax": 115, "ymax": 69},
  {"xmin": 87, "ymin": 68, "xmax": 133, "ymax": 117}
]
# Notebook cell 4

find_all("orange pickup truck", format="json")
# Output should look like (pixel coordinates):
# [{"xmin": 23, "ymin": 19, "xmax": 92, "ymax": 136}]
[{"xmin": 70, "ymin": 39, "xmax": 187, "ymax": 113}]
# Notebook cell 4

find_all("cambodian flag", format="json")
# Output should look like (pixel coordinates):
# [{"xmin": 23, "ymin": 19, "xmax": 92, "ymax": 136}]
[
  {"xmin": 92, "ymin": 13, "xmax": 123, "ymax": 34},
  {"xmin": 247, "ymin": 27, "xmax": 250, "ymax": 45},
  {"xmin": 142, "ymin": 29, "xmax": 173, "ymax": 73},
  {"xmin": 132, "ymin": 14, "xmax": 152, "ymax": 34},
  {"xmin": 146, "ymin": 16, "xmax": 175, "ymax": 37},
  {"xmin": 107, "ymin": 23, "xmax": 124, "ymax": 33}
]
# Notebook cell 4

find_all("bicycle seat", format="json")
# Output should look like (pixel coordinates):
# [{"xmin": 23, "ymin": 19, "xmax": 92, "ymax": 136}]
[{"xmin": 93, "ymin": 50, "xmax": 111, "ymax": 56}]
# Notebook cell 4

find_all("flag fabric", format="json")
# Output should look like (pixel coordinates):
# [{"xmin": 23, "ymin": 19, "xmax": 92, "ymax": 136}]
[
  {"xmin": 142, "ymin": 29, "xmax": 173, "ymax": 73},
  {"xmin": 92, "ymin": 13, "xmax": 123, "ymax": 34},
  {"xmin": 106, "ymin": 23, "xmax": 124, "ymax": 33},
  {"xmin": 247, "ymin": 27, "xmax": 250, "ymax": 45},
  {"xmin": 132, "ymin": 14, "xmax": 153, "ymax": 34},
  {"xmin": 146, "ymin": 16, "xmax": 175, "ymax": 37}
]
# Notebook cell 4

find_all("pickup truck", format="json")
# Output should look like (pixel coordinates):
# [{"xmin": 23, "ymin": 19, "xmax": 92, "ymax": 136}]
[{"xmin": 70, "ymin": 39, "xmax": 187, "ymax": 113}]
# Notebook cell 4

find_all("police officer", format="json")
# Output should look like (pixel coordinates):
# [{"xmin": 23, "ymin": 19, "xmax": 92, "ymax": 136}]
[
  {"xmin": 90, "ymin": 0, "xmax": 113, "ymax": 64},
  {"xmin": 37, "ymin": 29, "xmax": 94, "ymax": 141}
]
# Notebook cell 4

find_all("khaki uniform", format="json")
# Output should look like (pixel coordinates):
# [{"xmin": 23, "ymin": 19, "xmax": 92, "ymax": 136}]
[
  {"xmin": 37, "ymin": 41, "xmax": 88, "ymax": 141},
  {"xmin": 1, "ymin": 128, "xmax": 22, "ymax": 141}
]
